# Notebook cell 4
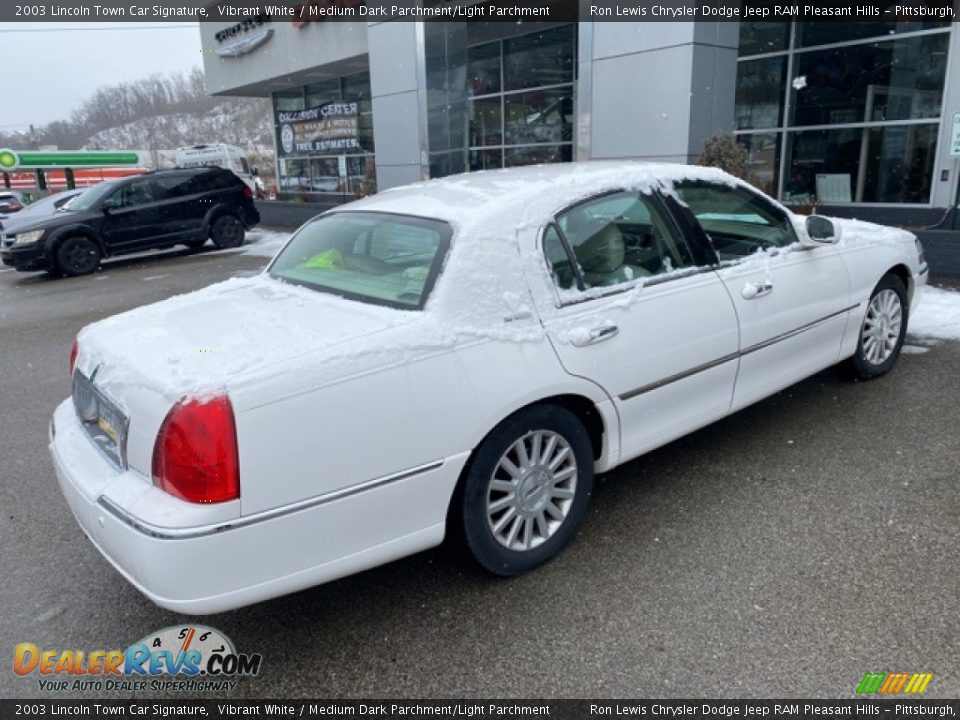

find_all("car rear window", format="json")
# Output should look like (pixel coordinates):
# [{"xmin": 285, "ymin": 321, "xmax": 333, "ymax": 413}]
[{"xmin": 268, "ymin": 211, "xmax": 451, "ymax": 310}]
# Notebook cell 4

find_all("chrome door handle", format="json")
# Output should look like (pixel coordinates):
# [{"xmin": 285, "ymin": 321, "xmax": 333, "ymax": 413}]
[
  {"xmin": 573, "ymin": 323, "xmax": 619, "ymax": 347},
  {"xmin": 742, "ymin": 282, "xmax": 773, "ymax": 300}
]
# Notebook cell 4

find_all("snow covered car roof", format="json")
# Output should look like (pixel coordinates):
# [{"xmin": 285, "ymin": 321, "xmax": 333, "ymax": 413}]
[{"xmin": 343, "ymin": 161, "xmax": 749, "ymax": 232}]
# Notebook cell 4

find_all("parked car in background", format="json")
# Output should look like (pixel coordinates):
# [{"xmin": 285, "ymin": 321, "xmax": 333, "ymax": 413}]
[
  {"xmin": 1, "ymin": 167, "xmax": 260, "ymax": 276},
  {"xmin": 0, "ymin": 189, "xmax": 27, "ymax": 215},
  {"xmin": 0, "ymin": 189, "xmax": 83, "ymax": 232},
  {"xmin": 52, "ymin": 162, "xmax": 927, "ymax": 613}
]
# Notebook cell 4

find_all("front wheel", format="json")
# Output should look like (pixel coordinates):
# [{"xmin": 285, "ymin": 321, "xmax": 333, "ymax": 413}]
[
  {"xmin": 458, "ymin": 404, "xmax": 594, "ymax": 577},
  {"xmin": 850, "ymin": 273, "xmax": 908, "ymax": 380},
  {"xmin": 55, "ymin": 236, "xmax": 101, "ymax": 277},
  {"xmin": 210, "ymin": 215, "xmax": 245, "ymax": 249}
]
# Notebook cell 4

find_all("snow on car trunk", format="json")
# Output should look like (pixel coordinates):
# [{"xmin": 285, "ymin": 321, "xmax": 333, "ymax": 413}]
[{"xmin": 75, "ymin": 274, "xmax": 416, "ymax": 401}]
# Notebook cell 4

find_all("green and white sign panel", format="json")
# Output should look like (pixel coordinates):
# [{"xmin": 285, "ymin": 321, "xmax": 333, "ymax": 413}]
[{"xmin": 0, "ymin": 149, "xmax": 144, "ymax": 170}]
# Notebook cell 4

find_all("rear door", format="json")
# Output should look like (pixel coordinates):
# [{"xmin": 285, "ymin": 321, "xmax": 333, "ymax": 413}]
[
  {"xmin": 152, "ymin": 171, "xmax": 211, "ymax": 239},
  {"xmin": 533, "ymin": 190, "xmax": 740, "ymax": 463},
  {"xmin": 669, "ymin": 181, "xmax": 852, "ymax": 411}
]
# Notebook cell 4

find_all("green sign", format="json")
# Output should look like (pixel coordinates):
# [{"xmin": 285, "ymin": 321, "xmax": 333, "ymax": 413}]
[{"xmin": 0, "ymin": 149, "xmax": 142, "ymax": 170}]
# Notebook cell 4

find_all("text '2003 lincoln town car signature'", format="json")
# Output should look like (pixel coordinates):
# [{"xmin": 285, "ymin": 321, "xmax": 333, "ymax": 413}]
[{"xmin": 51, "ymin": 163, "xmax": 928, "ymax": 613}]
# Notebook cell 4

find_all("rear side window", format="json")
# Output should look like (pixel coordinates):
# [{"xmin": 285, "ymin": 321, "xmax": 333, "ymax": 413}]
[{"xmin": 674, "ymin": 182, "xmax": 797, "ymax": 260}]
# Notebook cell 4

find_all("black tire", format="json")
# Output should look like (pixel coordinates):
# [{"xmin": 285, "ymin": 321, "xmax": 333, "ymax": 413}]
[
  {"xmin": 457, "ymin": 404, "xmax": 594, "ymax": 577},
  {"xmin": 849, "ymin": 273, "xmax": 908, "ymax": 380},
  {"xmin": 210, "ymin": 215, "xmax": 244, "ymax": 249},
  {"xmin": 55, "ymin": 236, "xmax": 101, "ymax": 277}
]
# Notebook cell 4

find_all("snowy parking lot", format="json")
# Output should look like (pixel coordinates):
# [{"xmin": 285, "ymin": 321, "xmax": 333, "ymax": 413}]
[{"xmin": 1, "ymin": 238, "xmax": 958, "ymax": 698}]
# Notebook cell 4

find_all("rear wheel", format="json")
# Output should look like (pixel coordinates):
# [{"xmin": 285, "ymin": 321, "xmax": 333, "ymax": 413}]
[
  {"xmin": 55, "ymin": 236, "xmax": 101, "ymax": 276},
  {"xmin": 210, "ymin": 215, "xmax": 244, "ymax": 249},
  {"xmin": 458, "ymin": 405, "xmax": 594, "ymax": 576},
  {"xmin": 850, "ymin": 273, "xmax": 908, "ymax": 380}
]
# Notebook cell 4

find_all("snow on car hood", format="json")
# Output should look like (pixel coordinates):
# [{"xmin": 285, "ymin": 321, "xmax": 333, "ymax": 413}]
[
  {"xmin": 827, "ymin": 216, "xmax": 915, "ymax": 246},
  {"xmin": 75, "ymin": 274, "xmax": 420, "ymax": 399}
]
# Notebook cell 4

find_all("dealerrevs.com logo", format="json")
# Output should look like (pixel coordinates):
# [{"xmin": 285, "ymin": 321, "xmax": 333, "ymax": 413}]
[{"xmin": 14, "ymin": 625, "xmax": 262, "ymax": 693}]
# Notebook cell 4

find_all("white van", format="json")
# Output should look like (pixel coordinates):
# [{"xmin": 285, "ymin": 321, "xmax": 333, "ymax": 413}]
[{"xmin": 174, "ymin": 144, "xmax": 262, "ymax": 193}]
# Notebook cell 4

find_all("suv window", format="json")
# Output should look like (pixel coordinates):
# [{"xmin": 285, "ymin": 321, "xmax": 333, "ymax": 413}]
[
  {"xmin": 546, "ymin": 191, "xmax": 693, "ymax": 292},
  {"xmin": 152, "ymin": 173, "xmax": 194, "ymax": 198},
  {"xmin": 110, "ymin": 179, "xmax": 157, "ymax": 208},
  {"xmin": 674, "ymin": 182, "xmax": 797, "ymax": 261}
]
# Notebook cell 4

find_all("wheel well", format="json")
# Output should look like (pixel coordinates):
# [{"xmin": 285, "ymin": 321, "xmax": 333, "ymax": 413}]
[
  {"xmin": 48, "ymin": 231, "xmax": 104, "ymax": 262},
  {"xmin": 205, "ymin": 209, "xmax": 237, "ymax": 235},
  {"xmin": 886, "ymin": 264, "xmax": 912, "ymax": 303},
  {"xmin": 444, "ymin": 393, "xmax": 607, "ymax": 536}
]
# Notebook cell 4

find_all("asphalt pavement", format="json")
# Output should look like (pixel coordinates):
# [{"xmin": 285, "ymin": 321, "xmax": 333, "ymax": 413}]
[{"xmin": 1, "ymin": 243, "xmax": 958, "ymax": 700}]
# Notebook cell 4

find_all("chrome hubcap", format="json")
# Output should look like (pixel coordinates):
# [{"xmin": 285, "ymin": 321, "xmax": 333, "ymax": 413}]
[
  {"xmin": 486, "ymin": 430, "xmax": 577, "ymax": 552},
  {"xmin": 861, "ymin": 289, "xmax": 902, "ymax": 365}
]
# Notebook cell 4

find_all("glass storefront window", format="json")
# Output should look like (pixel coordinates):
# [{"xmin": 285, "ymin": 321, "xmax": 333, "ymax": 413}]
[
  {"xmin": 274, "ymin": 88, "xmax": 305, "ymax": 112},
  {"xmin": 469, "ymin": 97, "xmax": 502, "ymax": 146},
  {"xmin": 305, "ymin": 79, "xmax": 340, "ymax": 109},
  {"xmin": 737, "ymin": 133, "xmax": 782, "ymax": 197},
  {"xmin": 504, "ymin": 89, "xmax": 573, "ymax": 145},
  {"xmin": 797, "ymin": 19, "xmax": 950, "ymax": 48},
  {"xmin": 791, "ymin": 34, "xmax": 948, "ymax": 127},
  {"xmin": 468, "ymin": 42, "xmax": 501, "ymax": 97},
  {"xmin": 469, "ymin": 148, "xmax": 503, "ymax": 171},
  {"xmin": 785, "ymin": 124, "xmax": 938, "ymax": 204},
  {"xmin": 461, "ymin": 25, "xmax": 575, "ymax": 174},
  {"xmin": 342, "ymin": 72, "xmax": 373, "ymax": 115},
  {"xmin": 735, "ymin": 57, "xmax": 787, "ymax": 130},
  {"xmin": 503, "ymin": 25, "xmax": 575, "ymax": 91},
  {"xmin": 738, "ymin": 19, "xmax": 790, "ymax": 57},
  {"xmin": 504, "ymin": 145, "xmax": 572, "ymax": 167},
  {"xmin": 274, "ymin": 71, "xmax": 376, "ymax": 199}
]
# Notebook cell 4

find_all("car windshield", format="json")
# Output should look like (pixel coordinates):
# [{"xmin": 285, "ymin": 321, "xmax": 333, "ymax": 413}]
[
  {"xmin": 65, "ymin": 182, "xmax": 118, "ymax": 211},
  {"xmin": 268, "ymin": 211, "xmax": 452, "ymax": 310}
]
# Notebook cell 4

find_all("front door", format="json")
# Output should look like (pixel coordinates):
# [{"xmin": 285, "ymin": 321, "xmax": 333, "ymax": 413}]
[
  {"xmin": 98, "ymin": 178, "xmax": 164, "ymax": 252},
  {"xmin": 670, "ymin": 181, "xmax": 852, "ymax": 411}
]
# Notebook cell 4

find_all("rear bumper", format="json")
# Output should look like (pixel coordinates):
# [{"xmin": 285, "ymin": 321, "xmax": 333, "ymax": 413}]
[
  {"xmin": 50, "ymin": 399, "xmax": 462, "ymax": 614},
  {"xmin": 242, "ymin": 205, "xmax": 260, "ymax": 229}
]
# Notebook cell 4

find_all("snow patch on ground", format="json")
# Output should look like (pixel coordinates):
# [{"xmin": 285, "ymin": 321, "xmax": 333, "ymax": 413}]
[
  {"xmin": 240, "ymin": 228, "xmax": 291, "ymax": 259},
  {"xmin": 909, "ymin": 285, "xmax": 960, "ymax": 343}
]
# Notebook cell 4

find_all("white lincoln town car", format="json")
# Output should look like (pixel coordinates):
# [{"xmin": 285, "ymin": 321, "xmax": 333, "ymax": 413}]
[{"xmin": 51, "ymin": 163, "xmax": 928, "ymax": 613}]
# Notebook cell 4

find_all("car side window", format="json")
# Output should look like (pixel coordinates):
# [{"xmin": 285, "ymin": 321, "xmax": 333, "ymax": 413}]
[
  {"xmin": 674, "ymin": 181, "xmax": 797, "ymax": 261},
  {"xmin": 111, "ymin": 179, "xmax": 157, "ymax": 209},
  {"xmin": 153, "ymin": 174, "xmax": 193, "ymax": 199},
  {"xmin": 545, "ymin": 191, "xmax": 694, "ymax": 293}
]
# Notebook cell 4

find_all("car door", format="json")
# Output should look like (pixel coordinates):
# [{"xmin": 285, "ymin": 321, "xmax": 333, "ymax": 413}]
[
  {"xmin": 98, "ymin": 178, "xmax": 165, "ymax": 253},
  {"xmin": 152, "ymin": 171, "xmax": 209, "ymax": 240},
  {"xmin": 669, "ymin": 181, "xmax": 852, "ymax": 412},
  {"xmin": 532, "ymin": 190, "xmax": 741, "ymax": 463}
]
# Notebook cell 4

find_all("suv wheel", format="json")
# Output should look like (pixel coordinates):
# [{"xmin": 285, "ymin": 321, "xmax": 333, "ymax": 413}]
[
  {"xmin": 210, "ymin": 215, "xmax": 244, "ymax": 249},
  {"xmin": 56, "ymin": 236, "xmax": 101, "ymax": 276}
]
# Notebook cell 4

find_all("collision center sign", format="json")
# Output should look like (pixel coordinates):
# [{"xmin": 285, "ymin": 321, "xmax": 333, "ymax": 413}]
[{"xmin": 276, "ymin": 102, "xmax": 361, "ymax": 156}]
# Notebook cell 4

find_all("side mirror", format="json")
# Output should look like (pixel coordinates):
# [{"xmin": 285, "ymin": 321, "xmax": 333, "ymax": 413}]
[
  {"xmin": 100, "ymin": 198, "xmax": 118, "ymax": 213},
  {"xmin": 804, "ymin": 215, "xmax": 840, "ymax": 245}
]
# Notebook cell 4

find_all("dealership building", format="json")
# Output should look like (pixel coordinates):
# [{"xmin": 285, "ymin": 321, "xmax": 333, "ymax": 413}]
[{"xmin": 199, "ymin": 10, "xmax": 960, "ymax": 224}]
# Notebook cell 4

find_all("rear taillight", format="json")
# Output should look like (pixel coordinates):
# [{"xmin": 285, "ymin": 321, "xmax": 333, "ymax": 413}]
[
  {"xmin": 152, "ymin": 395, "xmax": 240, "ymax": 504},
  {"xmin": 69, "ymin": 339, "xmax": 78, "ymax": 376},
  {"xmin": 242, "ymin": 186, "xmax": 253, "ymax": 198}
]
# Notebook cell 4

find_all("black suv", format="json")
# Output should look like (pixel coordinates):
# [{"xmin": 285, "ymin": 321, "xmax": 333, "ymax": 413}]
[{"xmin": 0, "ymin": 167, "xmax": 260, "ymax": 276}]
